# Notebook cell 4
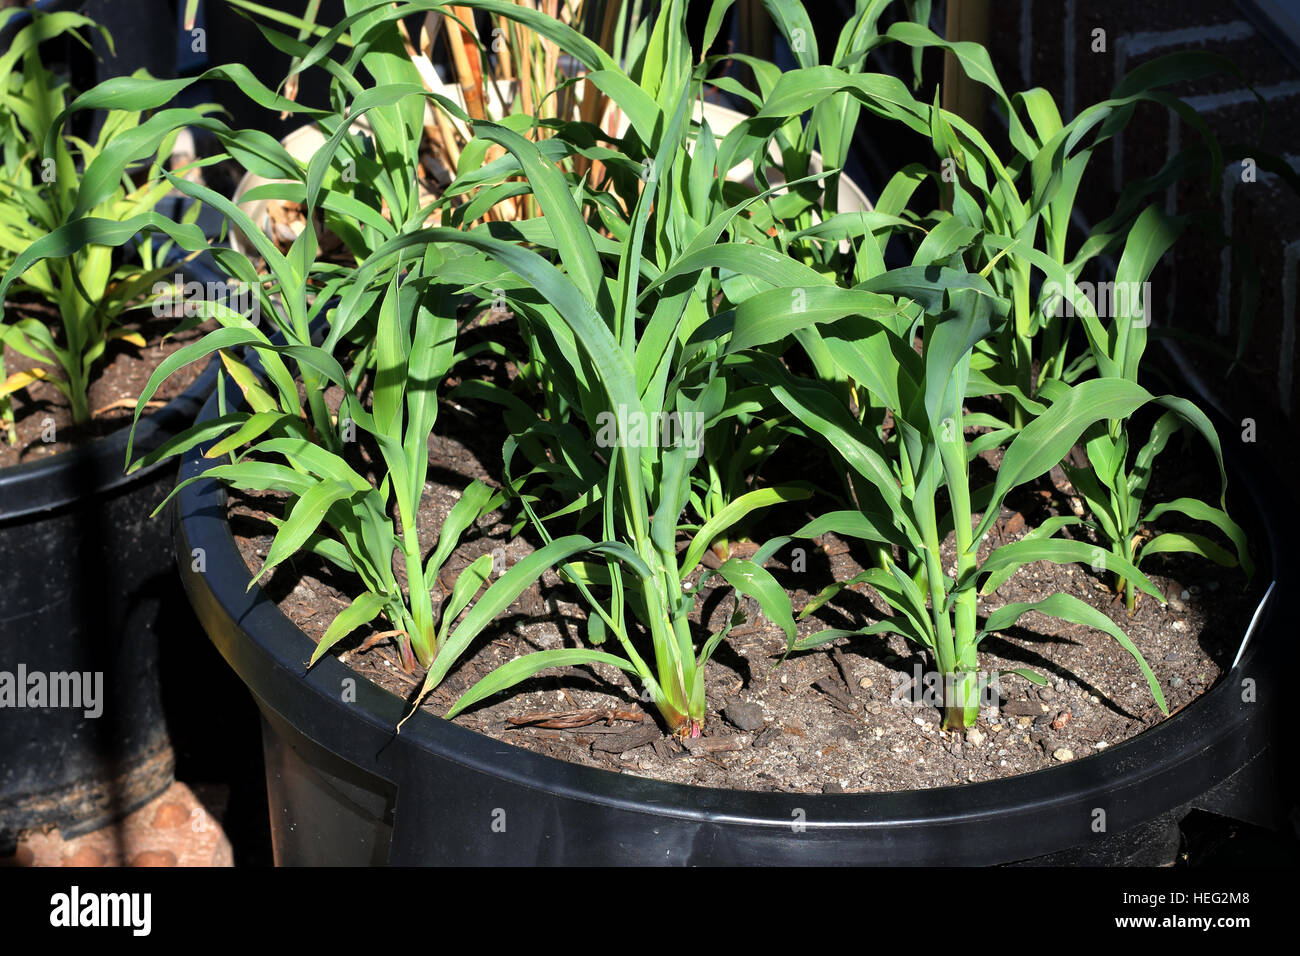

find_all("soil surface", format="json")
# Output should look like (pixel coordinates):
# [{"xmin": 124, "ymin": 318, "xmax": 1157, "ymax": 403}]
[
  {"xmin": 0, "ymin": 306, "xmax": 208, "ymax": 468},
  {"xmin": 227, "ymin": 335, "xmax": 1267, "ymax": 795}
]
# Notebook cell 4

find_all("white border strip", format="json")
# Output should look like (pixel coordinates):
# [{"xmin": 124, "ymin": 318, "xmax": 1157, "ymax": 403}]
[{"xmin": 1231, "ymin": 579, "xmax": 1275, "ymax": 670}]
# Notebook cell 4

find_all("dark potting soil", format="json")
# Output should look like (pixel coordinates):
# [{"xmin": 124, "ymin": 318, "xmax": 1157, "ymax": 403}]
[
  {"xmin": 226, "ymin": 330, "xmax": 1266, "ymax": 794},
  {"xmin": 0, "ymin": 308, "xmax": 209, "ymax": 469}
]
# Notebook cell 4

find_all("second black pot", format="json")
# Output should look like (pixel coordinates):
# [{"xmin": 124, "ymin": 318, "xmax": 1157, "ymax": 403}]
[{"xmin": 0, "ymin": 342, "xmax": 217, "ymax": 851}]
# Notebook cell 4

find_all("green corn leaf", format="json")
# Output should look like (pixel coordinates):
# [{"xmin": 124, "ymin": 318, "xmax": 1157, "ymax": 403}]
[
  {"xmin": 979, "ymin": 593, "xmax": 1167, "ymax": 713},
  {"xmin": 973, "ymin": 378, "xmax": 1155, "ymax": 546},
  {"xmin": 686, "ymin": 286, "xmax": 905, "ymax": 357},
  {"xmin": 126, "ymin": 325, "xmax": 280, "ymax": 468},
  {"xmin": 423, "ymin": 480, "xmax": 502, "ymax": 590},
  {"xmin": 793, "ymin": 620, "xmax": 913, "ymax": 653},
  {"xmin": 1128, "ymin": 410, "xmax": 1183, "ymax": 502},
  {"xmin": 436, "ymin": 553, "xmax": 495, "ymax": 644},
  {"xmin": 247, "ymin": 438, "xmax": 370, "ymax": 491},
  {"xmin": 1140, "ymin": 532, "xmax": 1237, "ymax": 568},
  {"xmin": 150, "ymin": 461, "xmax": 316, "ymax": 519},
  {"xmin": 249, "ymin": 480, "xmax": 360, "ymax": 589},
  {"xmin": 700, "ymin": 557, "xmax": 797, "ymax": 655},
  {"xmin": 310, "ymin": 591, "xmax": 389, "ymax": 666},
  {"xmin": 407, "ymin": 536, "xmax": 651, "ymax": 722},
  {"xmin": 472, "ymin": 123, "xmax": 605, "ymax": 307},
  {"xmin": 204, "ymin": 412, "xmax": 305, "ymax": 460},
  {"xmin": 978, "ymin": 535, "xmax": 1164, "ymax": 602},
  {"xmin": 218, "ymin": 352, "xmax": 279, "ymax": 415},
  {"xmin": 679, "ymin": 486, "xmax": 811, "ymax": 580},
  {"xmin": 445, "ymin": 648, "xmax": 637, "ymax": 720},
  {"xmin": 127, "ymin": 412, "xmax": 251, "ymax": 474},
  {"xmin": 978, "ymin": 515, "xmax": 1084, "ymax": 593},
  {"xmin": 1141, "ymin": 496, "xmax": 1252, "ymax": 577}
]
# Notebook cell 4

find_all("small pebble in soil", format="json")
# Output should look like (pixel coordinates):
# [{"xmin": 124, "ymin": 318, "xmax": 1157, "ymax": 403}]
[
  {"xmin": 966, "ymin": 727, "xmax": 985, "ymax": 746},
  {"xmin": 1053, "ymin": 748, "xmax": 1075, "ymax": 762},
  {"xmin": 724, "ymin": 699, "xmax": 765, "ymax": 732}
]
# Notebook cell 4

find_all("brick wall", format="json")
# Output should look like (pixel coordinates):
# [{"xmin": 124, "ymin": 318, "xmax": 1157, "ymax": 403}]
[{"xmin": 978, "ymin": 0, "xmax": 1300, "ymax": 471}]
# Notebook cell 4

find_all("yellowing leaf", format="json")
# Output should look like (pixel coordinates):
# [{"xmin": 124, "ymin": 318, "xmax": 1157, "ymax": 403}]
[
  {"xmin": 109, "ymin": 329, "xmax": 147, "ymax": 347},
  {"xmin": 0, "ymin": 367, "xmax": 49, "ymax": 398},
  {"xmin": 218, "ymin": 350, "xmax": 278, "ymax": 414}
]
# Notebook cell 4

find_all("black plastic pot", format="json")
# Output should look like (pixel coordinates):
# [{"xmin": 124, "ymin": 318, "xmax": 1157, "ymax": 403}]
[
  {"xmin": 174, "ymin": 383, "xmax": 1295, "ymax": 865},
  {"xmin": 0, "ymin": 329, "xmax": 217, "ymax": 850}
]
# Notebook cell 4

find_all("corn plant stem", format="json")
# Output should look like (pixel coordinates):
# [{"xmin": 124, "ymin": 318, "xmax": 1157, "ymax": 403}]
[
  {"xmin": 948, "ymin": 465, "xmax": 980, "ymax": 729},
  {"xmin": 650, "ymin": 533, "xmax": 693, "ymax": 726},
  {"xmin": 617, "ymin": 438, "xmax": 695, "ymax": 731},
  {"xmin": 1122, "ymin": 525, "xmax": 1138, "ymax": 613},
  {"xmin": 1010, "ymin": 266, "xmax": 1033, "ymax": 431},
  {"xmin": 922, "ymin": 534, "xmax": 955, "ymax": 670},
  {"xmin": 896, "ymin": 438, "xmax": 930, "ymax": 586},
  {"xmin": 911, "ymin": 460, "xmax": 956, "ymax": 679},
  {"xmin": 1105, "ymin": 417, "xmax": 1137, "ymax": 612},
  {"xmin": 63, "ymin": 342, "xmax": 91, "ymax": 424},
  {"xmin": 0, "ymin": 352, "xmax": 13, "ymax": 444},
  {"xmin": 1040, "ymin": 311, "xmax": 1070, "ymax": 386},
  {"xmin": 393, "ymin": 605, "xmax": 418, "ymax": 671},
  {"xmin": 402, "ymin": 527, "xmax": 437, "ymax": 666}
]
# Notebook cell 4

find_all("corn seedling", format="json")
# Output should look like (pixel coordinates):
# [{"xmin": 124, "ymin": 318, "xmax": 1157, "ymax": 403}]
[
  {"xmin": 1045, "ymin": 204, "xmax": 1252, "ymax": 612},
  {"xmin": 0, "ymin": 10, "xmax": 198, "ymax": 437},
  {"xmin": 8, "ymin": 7, "xmax": 523, "ymax": 672},
  {"xmin": 831, "ymin": 28, "xmax": 1240, "ymax": 432},
  {"xmin": 391, "ymin": 0, "xmax": 912, "ymax": 737},
  {"xmin": 735, "ymin": 227, "xmax": 1175, "ymax": 729}
]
